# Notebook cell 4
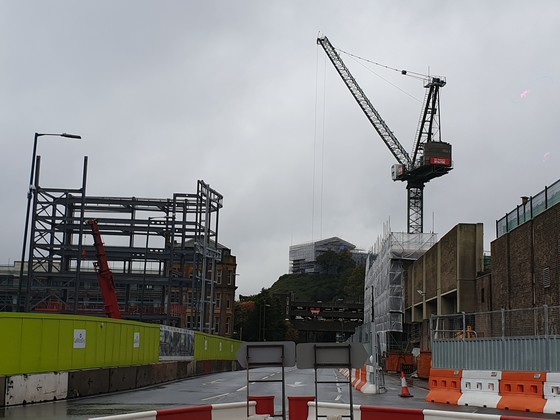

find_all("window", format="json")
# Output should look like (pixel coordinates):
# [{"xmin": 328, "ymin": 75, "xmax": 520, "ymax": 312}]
[
  {"xmin": 481, "ymin": 287, "xmax": 485, "ymax": 303},
  {"xmin": 217, "ymin": 270, "xmax": 222, "ymax": 284},
  {"xmin": 215, "ymin": 317, "xmax": 220, "ymax": 333},
  {"xmin": 225, "ymin": 317, "xmax": 231, "ymax": 334},
  {"xmin": 543, "ymin": 267, "xmax": 551, "ymax": 289},
  {"xmin": 226, "ymin": 296, "xmax": 231, "ymax": 310},
  {"xmin": 227, "ymin": 271, "xmax": 232, "ymax": 285},
  {"xmin": 216, "ymin": 293, "xmax": 221, "ymax": 308}
]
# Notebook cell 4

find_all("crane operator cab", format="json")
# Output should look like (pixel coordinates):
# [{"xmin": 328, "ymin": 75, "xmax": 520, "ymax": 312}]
[{"xmin": 392, "ymin": 141, "xmax": 452, "ymax": 182}]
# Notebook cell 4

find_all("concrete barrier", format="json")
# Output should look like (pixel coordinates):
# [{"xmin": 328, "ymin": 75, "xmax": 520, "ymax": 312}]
[
  {"xmin": 109, "ymin": 366, "xmax": 138, "ymax": 393},
  {"xmin": 4, "ymin": 372, "xmax": 68, "ymax": 406},
  {"xmin": 176, "ymin": 361, "xmax": 192, "ymax": 379},
  {"xmin": 68, "ymin": 367, "xmax": 111, "ymax": 398},
  {"xmin": 2, "ymin": 359, "xmax": 240, "ymax": 408},
  {"xmin": 0, "ymin": 375, "xmax": 5, "ymax": 406}
]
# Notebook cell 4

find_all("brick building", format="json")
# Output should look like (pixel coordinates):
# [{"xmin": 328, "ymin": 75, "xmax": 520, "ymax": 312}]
[
  {"xmin": 486, "ymin": 181, "xmax": 560, "ymax": 310},
  {"xmin": 182, "ymin": 244, "xmax": 237, "ymax": 337}
]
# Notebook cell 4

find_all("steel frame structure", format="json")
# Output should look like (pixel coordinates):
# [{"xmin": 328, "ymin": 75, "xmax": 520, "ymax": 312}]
[{"xmin": 21, "ymin": 155, "xmax": 222, "ymax": 329}]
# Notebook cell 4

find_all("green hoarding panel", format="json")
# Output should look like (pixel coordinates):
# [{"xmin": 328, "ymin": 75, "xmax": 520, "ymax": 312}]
[{"xmin": 0, "ymin": 313, "xmax": 159, "ymax": 375}]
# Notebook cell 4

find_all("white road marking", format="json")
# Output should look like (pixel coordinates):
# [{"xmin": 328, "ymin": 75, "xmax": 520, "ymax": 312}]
[
  {"xmin": 201, "ymin": 393, "xmax": 229, "ymax": 401},
  {"xmin": 335, "ymin": 394, "xmax": 342, "ymax": 401},
  {"xmin": 202, "ymin": 379, "xmax": 224, "ymax": 386},
  {"xmin": 236, "ymin": 386, "xmax": 247, "ymax": 392},
  {"xmin": 287, "ymin": 381, "xmax": 305, "ymax": 388}
]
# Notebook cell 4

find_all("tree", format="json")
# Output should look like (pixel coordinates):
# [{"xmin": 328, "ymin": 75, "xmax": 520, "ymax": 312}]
[
  {"xmin": 316, "ymin": 249, "xmax": 355, "ymax": 276},
  {"xmin": 234, "ymin": 288, "xmax": 288, "ymax": 342},
  {"xmin": 344, "ymin": 265, "xmax": 365, "ymax": 301}
]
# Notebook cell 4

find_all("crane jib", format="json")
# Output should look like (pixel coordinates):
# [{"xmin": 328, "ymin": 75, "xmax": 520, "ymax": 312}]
[
  {"xmin": 317, "ymin": 35, "xmax": 453, "ymax": 235},
  {"xmin": 317, "ymin": 36, "xmax": 410, "ymax": 166}
]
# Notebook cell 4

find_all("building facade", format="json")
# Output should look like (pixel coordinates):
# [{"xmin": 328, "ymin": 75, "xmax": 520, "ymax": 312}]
[
  {"xmin": 289, "ymin": 237, "xmax": 367, "ymax": 274},
  {"xmin": 489, "ymin": 181, "xmax": 560, "ymax": 311}
]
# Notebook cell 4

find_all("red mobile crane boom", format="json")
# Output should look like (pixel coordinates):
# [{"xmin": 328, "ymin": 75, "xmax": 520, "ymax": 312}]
[
  {"xmin": 317, "ymin": 35, "xmax": 453, "ymax": 234},
  {"xmin": 86, "ymin": 219, "xmax": 122, "ymax": 319}
]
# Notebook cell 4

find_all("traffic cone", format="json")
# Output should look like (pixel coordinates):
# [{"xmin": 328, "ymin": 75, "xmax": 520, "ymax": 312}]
[{"xmin": 399, "ymin": 370, "xmax": 413, "ymax": 398}]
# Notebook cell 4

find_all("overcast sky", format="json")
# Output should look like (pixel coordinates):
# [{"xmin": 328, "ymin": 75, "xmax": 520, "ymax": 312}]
[{"xmin": 1, "ymin": 1, "xmax": 559, "ymax": 297}]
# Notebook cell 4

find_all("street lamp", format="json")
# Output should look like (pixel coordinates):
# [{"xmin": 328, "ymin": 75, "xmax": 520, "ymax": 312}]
[
  {"xmin": 370, "ymin": 284, "xmax": 381, "ymax": 393},
  {"xmin": 17, "ymin": 132, "xmax": 82, "ymax": 312},
  {"xmin": 262, "ymin": 303, "xmax": 271, "ymax": 341}
]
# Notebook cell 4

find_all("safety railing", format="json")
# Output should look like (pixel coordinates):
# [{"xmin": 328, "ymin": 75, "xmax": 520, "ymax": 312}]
[{"xmin": 496, "ymin": 178, "xmax": 560, "ymax": 238}]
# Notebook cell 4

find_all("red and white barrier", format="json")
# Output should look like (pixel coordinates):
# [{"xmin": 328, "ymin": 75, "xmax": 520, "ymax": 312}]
[
  {"xmin": 89, "ymin": 399, "xmax": 549, "ymax": 420},
  {"xmin": 310, "ymin": 402, "xmax": 539, "ymax": 420},
  {"xmin": 88, "ymin": 401, "xmax": 256, "ymax": 419}
]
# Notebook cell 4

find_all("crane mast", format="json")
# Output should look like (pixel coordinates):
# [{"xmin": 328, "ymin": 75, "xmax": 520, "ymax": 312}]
[{"xmin": 317, "ymin": 35, "xmax": 452, "ymax": 234}]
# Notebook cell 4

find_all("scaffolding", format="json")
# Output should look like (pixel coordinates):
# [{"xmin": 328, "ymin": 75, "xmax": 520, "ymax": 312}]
[
  {"xmin": 17, "ymin": 155, "xmax": 223, "ymax": 329},
  {"xmin": 364, "ymin": 227, "xmax": 436, "ymax": 352}
]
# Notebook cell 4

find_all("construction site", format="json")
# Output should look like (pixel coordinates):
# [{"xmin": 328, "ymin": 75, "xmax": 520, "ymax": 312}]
[{"xmin": 3, "ymin": 155, "xmax": 236, "ymax": 333}]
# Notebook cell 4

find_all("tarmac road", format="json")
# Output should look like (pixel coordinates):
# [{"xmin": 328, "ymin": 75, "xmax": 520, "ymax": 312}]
[{"xmin": 0, "ymin": 368, "xmax": 556, "ymax": 419}]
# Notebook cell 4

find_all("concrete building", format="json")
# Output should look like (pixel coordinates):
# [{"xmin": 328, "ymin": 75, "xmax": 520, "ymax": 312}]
[
  {"xmin": 404, "ymin": 223, "xmax": 485, "ymax": 349},
  {"xmin": 289, "ymin": 236, "xmax": 367, "ymax": 274}
]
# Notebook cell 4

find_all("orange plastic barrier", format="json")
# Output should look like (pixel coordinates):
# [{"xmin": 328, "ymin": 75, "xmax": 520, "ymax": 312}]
[
  {"xmin": 356, "ymin": 365, "xmax": 368, "ymax": 391},
  {"xmin": 417, "ymin": 351, "xmax": 432, "ymax": 379},
  {"xmin": 361, "ymin": 405, "xmax": 423, "ymax": 420},
  {"xmin": 156, "ymin": 405, "xmax": 212, "ymax": 419},
  {"xmin": 352, "ymin": 366, "xmax": 361, "ymax": 387},
  {"xmin": 497, "ymin": 371, "xmax": 547, "ymax": 413},
  {"xmin": 385, "ymin": 352, "xmax": 414, "ymax": 372},
  {"xmin": 425, "ymin": 368, "xmax": 462, "ymax": 405}
]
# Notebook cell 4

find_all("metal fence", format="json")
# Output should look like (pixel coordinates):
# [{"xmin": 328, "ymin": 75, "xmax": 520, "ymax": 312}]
[{"xmin": 431, "ymin": 306, "xmax": 560, "ymax": 371}]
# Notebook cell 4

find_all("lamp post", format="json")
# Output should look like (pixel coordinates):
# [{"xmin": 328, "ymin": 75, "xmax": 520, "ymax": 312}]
[
  {"xmin": 262, "ymin": 303, "xmax": 271, "ymax": 341},
  {"xmin": 370, "ymin": 285, "xmax": 380, "ymax": 393},
  {"xmin": 17, "ymin": 132, "xmax": 81, "ymax": 312}
]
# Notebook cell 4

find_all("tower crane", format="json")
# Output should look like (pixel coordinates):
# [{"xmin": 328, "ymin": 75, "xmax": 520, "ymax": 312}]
[{"xmin": 317, "ymin": 35, "xmax": 452, "ymax": 234}]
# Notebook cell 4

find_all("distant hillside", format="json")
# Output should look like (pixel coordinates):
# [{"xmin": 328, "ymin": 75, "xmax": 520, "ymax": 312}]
[{"xmin": 267, "ymin": 249, "xmax": 365, "ymax": 302}]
